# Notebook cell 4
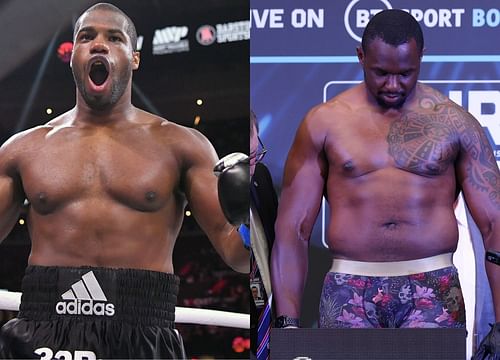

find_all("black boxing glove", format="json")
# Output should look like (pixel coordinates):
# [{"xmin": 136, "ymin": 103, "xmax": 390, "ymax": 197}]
[
  {"xmin": 213, "ymin": 152, "xmax": 249, "ymax": 226},
  {"xmin": 473, "ymin": 322, "xmax": 500, "ymax": 359}
]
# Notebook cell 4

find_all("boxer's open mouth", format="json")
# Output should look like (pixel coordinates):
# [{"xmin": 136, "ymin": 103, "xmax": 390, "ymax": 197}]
[{"xmin": 89, "ymin": 61, "xmax": 109, "ymax": 86}]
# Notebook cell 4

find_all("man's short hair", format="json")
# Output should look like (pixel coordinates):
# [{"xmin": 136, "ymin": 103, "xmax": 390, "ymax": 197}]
[
  {"xmin": 74, "ymin": 2, "xmax": 138, "ymax": 51},
  {"xmin": 361, "ymin": 9, "xmax": 424, "ymax": 53}
]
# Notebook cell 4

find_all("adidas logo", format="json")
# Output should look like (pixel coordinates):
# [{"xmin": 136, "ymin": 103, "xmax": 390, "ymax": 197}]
[{"xmin": 55, "ymin": 271, "xmax": 115, "ymax": 317}]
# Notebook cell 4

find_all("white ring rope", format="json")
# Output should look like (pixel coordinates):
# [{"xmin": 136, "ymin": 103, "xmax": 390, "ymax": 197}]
[{"xmin": 0, "ymin": 291, "xmax": 249, "ymax": 329}]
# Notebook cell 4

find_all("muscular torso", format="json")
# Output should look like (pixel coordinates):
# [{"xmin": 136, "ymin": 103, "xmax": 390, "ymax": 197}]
[
  {"xmin": 323, "ymin": 84, "xmax": 461, "ymax": 260},
  {"xmin": 11, "ymin": 109, "xmax": 194, "ymax": 272}
]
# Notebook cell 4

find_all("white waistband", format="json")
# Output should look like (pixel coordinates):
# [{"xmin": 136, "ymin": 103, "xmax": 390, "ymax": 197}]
[{"xmin": 329, "ymin": 253, "xmax": 454, "ymax": 276}]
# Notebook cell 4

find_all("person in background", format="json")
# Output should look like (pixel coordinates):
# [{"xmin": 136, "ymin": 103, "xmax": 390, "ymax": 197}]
[{"xmin": 250, "ymin": 110, "xmax": 278, "ymax": 360}]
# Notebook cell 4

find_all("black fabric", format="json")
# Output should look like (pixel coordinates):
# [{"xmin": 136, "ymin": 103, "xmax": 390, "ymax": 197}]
[
  {"xmin": 473, "ymin": 322, "xmax": 500, "ymax": 359},
  {"xmin": 250, "ymin": 163, "xmax": 278, "ymax": 357},
  {"xmin": 0, "ymin": 265, "xmax": 186, "ymax": 359},
  {"xmin": 251, "ymin": 163, "xmax": 278, "ymax": 263}
]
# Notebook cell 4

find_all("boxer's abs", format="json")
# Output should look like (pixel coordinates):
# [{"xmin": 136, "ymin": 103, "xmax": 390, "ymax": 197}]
[
  {"xmin": 324, "ymin": 159, "xmax": 459, "ymax": 261},
  {"xmin": 26, "ymin": 199, "xmax": 184, "ymax": 273},
  {"xmin": 326, "ymin": 205, "xmax": 459, "ymax": 262}
]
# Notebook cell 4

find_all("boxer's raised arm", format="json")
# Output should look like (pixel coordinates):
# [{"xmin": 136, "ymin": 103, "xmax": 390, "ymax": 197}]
[
  {"xmin": 182, "ymin": 128, "xmax": 248, "ymax": 273},
  {"xmin": 0, "ymin": 142, "xmax": 24, "ymax": 243},
  {"xmin": 272, "ymin": 111, "xmax": 327, "ymax": 323}
]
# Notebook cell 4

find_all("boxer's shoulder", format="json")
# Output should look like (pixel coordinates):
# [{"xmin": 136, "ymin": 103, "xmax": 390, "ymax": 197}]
[
  {"xmin": 414, "ymin": 83, "xmax": 460, "ymax": 112},
  {"xmin": 123, "ymin": 113, "xmax": 217, "ymax": 174},
  {"xmin": 0, "ymin": 124, "xmax": 52, "ymax": 165},
  {"xmin": 298, "ymin": 94, "xmax": 356, "ymax": 148},
  {"xmin": 157, "ymin": 119, "xmax": 216, "ymax": 159},
  {"xmin": 413, "ymin": 84, "xmax": 478, "ymax": 127},
  {"xmin": 309, "ymin": 86, "xmax": 363, "ymax": 125},
  {"xmin": 0, "ymin": 131, "xmax": 38, "ymax": 178}
]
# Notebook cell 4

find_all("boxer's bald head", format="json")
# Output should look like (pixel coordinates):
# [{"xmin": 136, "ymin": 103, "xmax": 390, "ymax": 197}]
[
  {"xmin": 74, "ymin": 3, "xmax": 138, "ymax": 51},
  {"xmin": 361, "ymin": 9, "xmax": 424, "ymax": 55}
]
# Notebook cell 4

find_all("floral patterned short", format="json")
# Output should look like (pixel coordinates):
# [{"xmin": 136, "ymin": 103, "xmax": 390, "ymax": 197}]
[{"xmin": 319, "ymin": 266, "xmax": 465, "ymax": 328}]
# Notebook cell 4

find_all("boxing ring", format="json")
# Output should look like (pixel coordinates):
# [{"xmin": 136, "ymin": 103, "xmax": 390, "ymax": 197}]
[{"xmin": 0, "ymin": 290, "xmax": 249, "ymax": 329}]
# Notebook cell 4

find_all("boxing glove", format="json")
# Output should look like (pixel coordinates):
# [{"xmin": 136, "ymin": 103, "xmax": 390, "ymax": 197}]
[
  {"xmin": 214, "ymin": 153, "xmax": 250, "ymax": 226},
  {"xmin": 473, "ymin": 322, "xmax": 500, "ymax": 359}
]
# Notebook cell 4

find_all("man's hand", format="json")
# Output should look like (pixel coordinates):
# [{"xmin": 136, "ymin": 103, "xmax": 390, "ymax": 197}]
[{"xmin": 474, "ymin": 322, "xmax": 500, "ymax": 359}]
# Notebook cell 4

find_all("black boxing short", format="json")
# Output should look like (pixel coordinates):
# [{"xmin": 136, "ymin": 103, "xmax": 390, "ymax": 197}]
[{"xmin": 0, "ymin": 265, "xmax": 186, "ymax": 359}]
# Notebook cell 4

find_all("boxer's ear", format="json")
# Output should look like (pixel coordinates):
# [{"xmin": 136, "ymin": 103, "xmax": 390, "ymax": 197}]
[
  {"xmin": 69, "ymin": 49, "xmax": 74, "ymax": 68},
  {"xmin": 356, "ymin": 46, "xmax": 365, "ymax": 65},
  {"xmin": 420, "ymin": 47, "xmax": 426, "ymax": 60},
  {"xmin": 132, "ymin": 51, "xmax": 140, "ymax": 70}
]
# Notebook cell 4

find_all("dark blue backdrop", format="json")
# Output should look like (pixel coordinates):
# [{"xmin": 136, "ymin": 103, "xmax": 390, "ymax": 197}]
[{"xmin": 250, "ymin": 0, "xmax": 500, "ymax": 349}]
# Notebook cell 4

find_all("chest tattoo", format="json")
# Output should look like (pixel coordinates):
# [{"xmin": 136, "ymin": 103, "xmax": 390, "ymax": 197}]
[{"xmin": 387, "ymin": 107, "xmax": 459, "ymax": 175}]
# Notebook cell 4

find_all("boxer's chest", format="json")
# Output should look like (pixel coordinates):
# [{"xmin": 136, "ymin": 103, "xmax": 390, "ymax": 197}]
[
  {"xmin": 19, "ymin": 133, "xmax": 180, "ymax": 213},
  {"xmin": 325, "ymin": 109, "xmax": 460, "ymax": 178}
]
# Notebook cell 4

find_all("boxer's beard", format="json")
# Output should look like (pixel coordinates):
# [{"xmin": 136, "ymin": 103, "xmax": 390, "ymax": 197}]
[
  {"xmin": 376, "ymin": 94, "xmax": 406, "ymax": 109},
  {"xmin": 73, "ymin": 63, "xmax": 132, "ymax": 110},
  {"xmin": 364, "ymin": 70, "xmax": 407, "ymax": 110}
]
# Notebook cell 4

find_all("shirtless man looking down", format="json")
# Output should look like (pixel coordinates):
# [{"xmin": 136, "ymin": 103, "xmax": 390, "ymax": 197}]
[
  {"xmin": 0, "ymin": 3, "xmax": 248, "ymax": 359},
  {"xmin": 272, "ymin": 9, "xmax": 499, "ymax": 356}
]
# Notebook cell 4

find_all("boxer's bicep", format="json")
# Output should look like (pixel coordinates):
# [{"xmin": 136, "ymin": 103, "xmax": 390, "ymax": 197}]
[
  {"xmin": 272, "ymin": 118, "xmax": 327, "ymax": 317},
  {"xmin": 456, "ymin": 113, "xmax": 500, "ymax": 246},
  {"xmin": 182, "ymin": 131, "xmax": 247, "ymax": 272},
  {"xmin": 456, "ymin": 112, "xmax": 500, "ymax": 319},
  {"xmin": 0, "ymin": 174, "xmax": 22, "ymax": 243},
  {"xmin": 276, "ymin": 117, "xmax": 326, "ymax": 248},
  {"xmin": 183, "ymin": 136, "xmax": 220, "ymax": 224},
  {"xmin": 0, "ymin": 131, "xmax": 35, "ymax": 243}
]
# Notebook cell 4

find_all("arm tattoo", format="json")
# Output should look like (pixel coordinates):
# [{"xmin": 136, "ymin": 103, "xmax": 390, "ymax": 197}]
[{"xmin": 461, "ymin": 115, "xmax": 500, "ymax": 210}]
